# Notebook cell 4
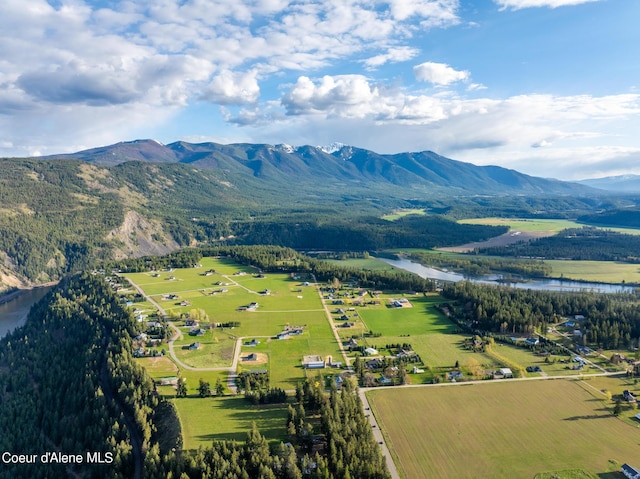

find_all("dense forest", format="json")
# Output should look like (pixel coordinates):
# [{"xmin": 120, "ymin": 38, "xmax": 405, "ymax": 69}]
[
  {"xmin": 0, "ymin": 273, "xmax": 158, "ymax": 478},
  {"xmin": 479, "ymin": 227, "xmax": 640, "ymax": 263},
  {"xmin": 577, "ymin": 208, "xmax": 640, "ymax": 228},
  {"xmin": 442, "ymin": 281, "xmax": 640, "ymax": 350},
  {"xmin": 228, "ymin": 215, "xmax": 507, "ymax": 251}
]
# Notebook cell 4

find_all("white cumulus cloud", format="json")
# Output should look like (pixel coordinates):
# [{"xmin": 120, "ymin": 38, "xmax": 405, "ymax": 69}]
[
  {"xmin": 203, "ymin": 70, "xmax": 261, "ymax": 105},
  {"xmin": 413, "ymin": 62, "xmax": 469, "ymax": 85}
]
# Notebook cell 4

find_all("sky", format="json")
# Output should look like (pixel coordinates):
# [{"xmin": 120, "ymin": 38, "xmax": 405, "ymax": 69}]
[{"xmin": 0, "ymin": 0, "xmax": 639, "ymax": 180}]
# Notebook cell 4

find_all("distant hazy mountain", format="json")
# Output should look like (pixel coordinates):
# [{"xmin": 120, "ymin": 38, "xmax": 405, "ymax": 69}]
[
  {"xmin": 46, "ymin": 139, "xmax": 594, "ymax": 196},
  {"xmin": 577, "ymin": 175, "xmax": 640, "ymax": 193}
]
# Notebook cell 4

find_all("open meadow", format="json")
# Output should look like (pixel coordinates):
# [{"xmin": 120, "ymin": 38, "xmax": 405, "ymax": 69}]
[
  {"xmin": 174, "ymin": 396, "xmax": 289, "ymax": 450},
  {"xmin": 367, "ymin": 378, "xmax": 640, "ymax": 479},
  {"xmin": 546, "ymin": 260, "xmax": 640, "ymax": 284},
  {"xmin": 458, "ymin": 217, "xmax": 582, "ymax": 232}
]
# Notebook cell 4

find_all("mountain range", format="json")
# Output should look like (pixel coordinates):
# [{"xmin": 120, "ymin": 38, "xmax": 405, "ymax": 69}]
[
  {"xmin": 1, "ymin": 139, "xmax": 633, "ymax": 291},
  {"xmin": 45, "ymin": 139, "xmax": 594, "ymax": 196},
  {"xmin": 577, "ymin": 174, "xmax": 640, "ymax": 193}
]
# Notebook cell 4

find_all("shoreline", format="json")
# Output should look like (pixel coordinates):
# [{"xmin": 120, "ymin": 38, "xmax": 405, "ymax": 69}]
[{"xmin": 0, "ymin": 282, "xmax": 58, "ymax": 306}]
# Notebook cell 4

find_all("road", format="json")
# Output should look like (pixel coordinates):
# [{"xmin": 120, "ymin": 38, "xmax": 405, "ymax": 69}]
[{"xmin": 358, "ymin": 388, "xmax": 402, "ymax": 479}]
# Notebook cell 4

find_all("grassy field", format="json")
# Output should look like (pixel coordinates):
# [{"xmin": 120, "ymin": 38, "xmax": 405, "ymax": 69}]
[
  {"xmin": 368, "ymin": 379, "xmax": 640, "ymax": 479},
  {"xmin": 458, "ymin": 217, "xmax": 582, "ymax": 232},
  {"xmin": 381, "ymin": 209, "xmax": 427, "ymax": 221},
  {"xmin": 322, "ymin": 257, "xmax": 401, "ymax": 271},
  {"xmin": 173, "ymin": 396, "xmax": 289, "ymax": 450},
  {"xmin": 547, "ymin": 260, "xmax": 640, "ymax": 284},
  {"xmin": 125, "ymin": 257, "xmax": 341, "ymax": 389},
  {"xmin": 125, "ymin": 256, "xmax": 353, "ymax": 448}
]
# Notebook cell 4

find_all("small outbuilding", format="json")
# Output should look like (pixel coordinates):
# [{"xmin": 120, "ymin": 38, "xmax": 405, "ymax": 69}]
[{"xmin": 303, "ymin": 355, "xmax": 325, "ymax": 369}]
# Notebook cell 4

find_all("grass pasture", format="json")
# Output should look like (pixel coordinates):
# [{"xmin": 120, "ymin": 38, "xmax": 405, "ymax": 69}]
[
  {"xmin": 367, "ymin": 379, "xmax": 640, "ymax": 479},
  {"xmin": 173, "ymin": 396, "xmax": 289, "ymax": 450},
  {"xmin": 458, "ymin": 217, "xmax": 582, "ymax": 232},
  {"xmin": 547, "ymin": 260, "xmax": 640, "ymax": 284},
  {"xmin": 381, "ymin": 208, "xmax": 427, "ymax": 221}
]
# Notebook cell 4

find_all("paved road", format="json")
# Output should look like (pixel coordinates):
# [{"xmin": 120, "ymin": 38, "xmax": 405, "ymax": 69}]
[{"xmin": 358, "ymin": 388, "xmax": 402, "ymax": 479}]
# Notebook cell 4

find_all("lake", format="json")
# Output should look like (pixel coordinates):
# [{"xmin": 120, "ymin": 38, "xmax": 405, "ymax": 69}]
[{"xmin": 378, "ymin": 257, "xmax": 637, "ymax": 294}]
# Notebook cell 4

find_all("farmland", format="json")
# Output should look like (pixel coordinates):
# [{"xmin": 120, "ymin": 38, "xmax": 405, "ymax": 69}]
[
  {"xmin": 367, "ymin": 378, "xmax": 640, "ymax": 479},
  {"xmin": 123, "ymin": 252, "xmax": 640, "ymax": 475}
]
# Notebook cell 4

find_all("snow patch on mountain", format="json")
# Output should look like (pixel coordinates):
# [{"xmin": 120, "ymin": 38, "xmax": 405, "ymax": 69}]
[{"xmin": 316, "ymin": 142, "xmax": 347, "ymax": 154}]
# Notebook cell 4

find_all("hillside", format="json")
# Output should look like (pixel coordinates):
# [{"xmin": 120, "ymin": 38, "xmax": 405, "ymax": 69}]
[
  {"xmin": 578, "ymin": 174, "xmax": 640, "ymax": 193},
  {"xmin": 0, "ymin": 141, "xmax": 627, "ymax": 289}
]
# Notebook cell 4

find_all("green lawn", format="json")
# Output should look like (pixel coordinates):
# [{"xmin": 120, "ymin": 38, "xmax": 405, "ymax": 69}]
[
  {"xmin": 173, "ymin": 396, "xmax": 289, "ymax": 450},
  {"xmin": 368, "ymin": 379, "xmax": 640, "ymax": 479}
]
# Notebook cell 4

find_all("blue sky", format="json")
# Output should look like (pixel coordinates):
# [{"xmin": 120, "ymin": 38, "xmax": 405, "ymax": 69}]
[{"xmin": 0, "ymin": 0, "xmax": 638, "ymax": 180}]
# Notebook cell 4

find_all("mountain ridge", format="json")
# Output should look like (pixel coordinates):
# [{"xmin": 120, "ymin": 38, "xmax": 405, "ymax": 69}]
[{"xmin": 43, "ymin": 139, "xmax": 594, "ymax": 196}]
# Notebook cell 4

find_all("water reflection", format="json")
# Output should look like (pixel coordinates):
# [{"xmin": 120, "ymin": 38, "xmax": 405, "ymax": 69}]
[{"xmin": 378, "ymin": 257, "xmax": 636, "ymax": 294}]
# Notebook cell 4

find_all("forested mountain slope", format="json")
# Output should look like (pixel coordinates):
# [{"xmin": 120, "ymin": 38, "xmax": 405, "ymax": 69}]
[{"xmin": 47, "ymin": 139, "xmax": 594, "ymax": 196}]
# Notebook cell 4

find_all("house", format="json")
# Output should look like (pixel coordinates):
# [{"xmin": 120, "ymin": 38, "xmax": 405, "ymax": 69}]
[
  {"xmin": 378, "ymin": 376, "xmax": 393, "ymax": 385},
  {"xmin": 365, "ymin": 359, "xmax": 383, "ymax": 370},
  {"xmin": 345, "ymin": 338, "xmax": 358, "ymax": 348},
  {"xmin": 623, "ymin": 390, "xmax": 637, "ymax": 402},
  {"xmin": 188, "ymin": 342, "xmax": 200, "ymax": 350},
  {"xmin": 525, "ymin": 337, "xmax": 539, "ymax": 346},
  {"xmin": 245, "ymin": 338, "xmax": 260, "ymax": 347},
  {"xmin": 622, "ymin": 464, "xmax": 640, "ymax": 479},
  {"xmin": 303, "ymin": 355, "xmax": 325, "ymax": 369},
  {"xmin": 276, "ymin": 332, "xmax": 289, "ymax": 340},
  {"xmin": 448, "ymin": 371, "xmax": 464, "ymax": 381},
  {"xmin": 243, "ymin": 353, "xmax": 258, "ymax": 362},
  {"xmin": 412, "ymin": 366, "xmax": 425, "ymax": 374},
  {"xmin": 185, "ymin": 319, "xmax": 198, "ymax": 327},
  {"xmin": 396, "ymin": 349, "xmax": 415, "ymax": 359},
  {"xmin": 340, "ymin": 322, "xmax": 354, "ymax": 328},
  {"xmin": 364, "ymin": 347, "xmax": 378, "ymax": 356},
  {"xmin": 247, "ymin": 302, "xmax": 259, "ymax": 311}
]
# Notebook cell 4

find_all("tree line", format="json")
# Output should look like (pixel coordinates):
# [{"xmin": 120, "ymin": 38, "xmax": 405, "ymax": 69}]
[
  {"xmin": 442, "ymin": 281, "xmax": 640, "ymax": 349},
  {"xmin": 479, "ymin": 227, "xmax": 640, "ymax": 265}
]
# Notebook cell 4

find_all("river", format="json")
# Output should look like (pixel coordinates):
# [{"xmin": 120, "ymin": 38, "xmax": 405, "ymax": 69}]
[
  {"xmin": 0, "ymin": 286, "xmax": 54, "ymax": 339},
  {"xmin": 379, "ymin": 257, "xmax": 637, "ymax": 294}
]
